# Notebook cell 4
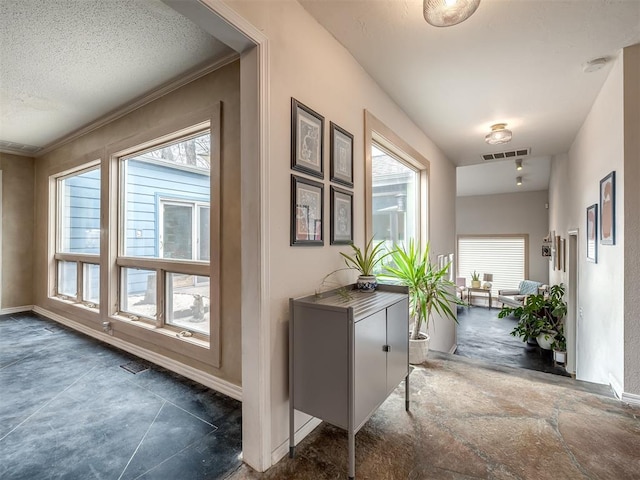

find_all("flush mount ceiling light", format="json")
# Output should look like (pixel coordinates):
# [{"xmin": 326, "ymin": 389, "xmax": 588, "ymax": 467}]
[
  {"xmin": 515, "ymin": 159, "xmax": 523, "ymax": 170},
  {"xmin": 423, "ymin": 0, "xmax": 481, "ymax": 27},
  {"xmin": 583, "ymin": 57, "xmax": 607, "ymax": 73},
  {"xmin": 485, "ymin": 123, "xmax": 512, "ymax": 145},
  {"xmin": 516, "ymin": 176, "xmax": 523, "ymax": 186}
]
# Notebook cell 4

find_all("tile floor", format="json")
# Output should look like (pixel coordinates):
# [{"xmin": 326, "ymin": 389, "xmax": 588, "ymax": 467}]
[{"xmin": 0, "ymin": 312, "xmax": 242, "ymax": 480}]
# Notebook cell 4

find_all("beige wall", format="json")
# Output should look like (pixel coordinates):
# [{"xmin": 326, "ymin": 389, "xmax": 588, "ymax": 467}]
[
  {"xmin": 33, "ymin": 61, "xmax": 242, "ymax": 386},
  {"xmin": 456, "ymin": 190, "xmax": 550, "ymax": 285},
  {"xmin": 0, "ymin": 153, "xmax": 35, "ymax": 310},
  {"xmin": 226, "ymin": 0, "xmax": 457, "ymax": 457},
  {"xmin": 548, "ymin": 51, "xmax": 625, "ymax": 391}
]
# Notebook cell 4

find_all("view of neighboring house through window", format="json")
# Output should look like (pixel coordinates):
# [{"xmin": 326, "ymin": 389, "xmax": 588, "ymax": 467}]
[
  {"xmin": 371, "ymin": 143, "xmax": 420, "ymax": 257},
  {"xmin": 55, "ymin": 166, "xmax": 100, "ymax": 307},
  {"xmin": 457, "ymin": 235, "xmax": 527, "ymax": 293},
  {"xmin": 119, "ymin": 129, "xmax": 212, "ymax": 337}
]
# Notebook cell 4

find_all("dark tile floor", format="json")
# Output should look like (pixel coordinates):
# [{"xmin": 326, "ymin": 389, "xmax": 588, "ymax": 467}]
[
  {"xmin": 0, "ymin": 312, "xmax": 242, "ymax": 480},
  {"xmin": 455, "ymin": 304, "xmax": 571, "ymax": 377}
]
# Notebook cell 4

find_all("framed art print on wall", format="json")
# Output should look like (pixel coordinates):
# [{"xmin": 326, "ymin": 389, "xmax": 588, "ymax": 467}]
[
  {"xmin": 586, "ymin": 203, "xmax": 598, "ymax": 263},
  {"xmin": 330, "ymin": 186, "xmax": 353, "ymax": 245},
  {"xmin": 291, "ymin": 175, "xmax": 324, "ymax": 246},
  {"xmin": 330, "ymin": 122, "xmax": 354, "ymax": 187},
  {"xmin": 600, "ymin": 170, "xmax": 615, "ymax": 245},
  {"xmin": 291, "ymin": 98, "xmax": 324, "ymax": 179}
]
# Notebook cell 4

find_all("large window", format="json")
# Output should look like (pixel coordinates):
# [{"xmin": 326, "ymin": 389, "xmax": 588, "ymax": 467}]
[
  {"xmin": 118, "ymin": 128, "xmax": 214, "ymax": 339},
  {"xmin": 54, "ymin": 165, "xmax": 101, "ymax": 307},
  {"xmin": 457, "ymin": 235, "xmax": 528, "ymax": 293}
]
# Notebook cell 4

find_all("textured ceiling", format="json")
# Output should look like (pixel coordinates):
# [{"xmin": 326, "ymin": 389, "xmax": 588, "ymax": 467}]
[
  {"xmin": 300, "ymin": 0, "xmax": 640, "ymax": 195},
  {"xmin": 0, "ymin": 0, "xmax": 233, "ymax": 150}
]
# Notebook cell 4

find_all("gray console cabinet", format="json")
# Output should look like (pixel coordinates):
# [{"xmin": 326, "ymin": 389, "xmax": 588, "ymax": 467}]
[{"xmin": 289, "ymin": 284, "xmax": 410, "ymax": 479}]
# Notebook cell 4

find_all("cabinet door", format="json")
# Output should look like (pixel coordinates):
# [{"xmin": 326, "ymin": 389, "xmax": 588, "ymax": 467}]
[
  {"xmin": 354, "ymin": 310, "xmax": 387, "ymax": 428},
  {"xmin": 386, "ymin": 299, "xmax": 409, "ymax": 394}
]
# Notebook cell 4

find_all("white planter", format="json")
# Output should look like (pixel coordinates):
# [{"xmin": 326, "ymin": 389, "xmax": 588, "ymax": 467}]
[
  {"xmin": 537, "ymin": 331, "xmax": 556, "ymax": 350},
  {"xmin": 357, "ymin": 275, "xmax": 377, "ymax": 292},
  {"xmin": 553, "ymin": 349, "xmax": 567, "ymax": 365},
  {"xmin": 409, "ymin": 332, "xmax": 430, "ymax": 364}
]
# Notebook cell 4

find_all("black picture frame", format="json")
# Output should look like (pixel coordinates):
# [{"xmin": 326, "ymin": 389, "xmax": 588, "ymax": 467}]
[
  {"xmin": 330, "ymin": 122, "xmax": 354, "ymax": 187},
  {"xmin": 291, "ymin": 98, "xmax": 324, "ymax": 179},
  {"xmin": 291, "ymin": 175, "xmax": 324, "ymax": 246},
  {"xmin": 586, "ymin": 203, "xmax": 598, "ymax": 263},
  {"xmin": 330, "ymin": 186, "xmax": 353, "ymax": 245},
  {"xmin": 599, "ymin": 170, "xmax": 615, "ymax": 245}
]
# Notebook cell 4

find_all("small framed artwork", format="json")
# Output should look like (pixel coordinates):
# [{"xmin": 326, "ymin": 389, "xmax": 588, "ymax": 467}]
[
  {"xmin": 600, "ymin": 171, "xmax": 615, "ymax": 245},
  {"xmin": 586, "ymin": 203, "xmax": 598, "ymax": 263},
  {"xmin": 291, "ymin": 175, "xmax": 324, "ymax": 246},
  {"xmin": 330, "ymin": 122, "xmax": 354, "ymax": 187},
  {"xmin": 330, "ymin": 186, "xmax": 353, "ymax": 245},
  {"xmin": 561, "ymin": 238, "xmax": 566, "ymax": 272},
  {"xmin": 555, "ymin": 235, "xmax": 561, "ymax": 271},
  {"xmin": 291, "ymin": 98, "xmax": 324, "ymax": 179},
  {"xmin": 542, "ymin": 244, "xmax": 551, "ymax": 257}
]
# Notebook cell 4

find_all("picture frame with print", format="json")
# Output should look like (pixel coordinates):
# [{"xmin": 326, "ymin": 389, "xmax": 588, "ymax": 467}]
[
  {"xmin": 599, "ymin": 170, "xmax": 615, "ymax": 245},
  {"xmin": 291, "ymin": 98, "xmax": 324, "ymax": 179},
  {"xmin": 330, "ymin": 122, "xmax": 354, "ymax": 187},
  {"xmin": 586, "ymin": 203, "xmax": 598, "ymax": 263},
  {"xmin": 330, "ymin": 186, "xmax": 353, "ymax": 245},
  {"xmin": 291, "ymin": 175, "xmax": 324, "ymax": 246}
]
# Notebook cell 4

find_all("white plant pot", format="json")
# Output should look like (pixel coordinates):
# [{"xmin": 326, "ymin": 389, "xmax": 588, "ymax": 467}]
[
  {"xmin": 553, "ymin": 349, "xmax": 567, "ymax": 365},
  {"xmin": 536, "ymin": 331, "xmax": 556, "ymax": 350},
  {"xmin": 409, "ymin": 332, "xmax": 430, "ymax": 365},
  {"xmin": 357, "ymin": 275, "xmax": 377, "ymax": 292}
]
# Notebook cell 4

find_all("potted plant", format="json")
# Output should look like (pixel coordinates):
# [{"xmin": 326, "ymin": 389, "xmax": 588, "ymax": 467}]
[
  {"xmin": 498, "ymin": 284, "xmax": 567, "ymax": 351},
  {"xmin": 339, "ymin": 237, "xmax": 388, "ymax": 292},
  {"xmin": 552, "ymin": 326, "xmax": 567, "ymax": 365},
  {"xmin": 471, "ymin": 271, "xmax": 481, "ymax": 288},
  {"xmin": 382, "ymin": 240, "xmax": 459, "ymax": 364}
]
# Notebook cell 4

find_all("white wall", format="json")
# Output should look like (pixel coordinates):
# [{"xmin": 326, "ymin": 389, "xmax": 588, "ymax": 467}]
[
  {"xmin": 456, "ymin": 190, "xmax": 550, "ymax": 285},
  {"xmin": 226, "ymin": 0, "xmax": 457, "ymax": 461},
  {"xmin": 548, "ymin": 52, "xmax": 625, "ymax": 390}
]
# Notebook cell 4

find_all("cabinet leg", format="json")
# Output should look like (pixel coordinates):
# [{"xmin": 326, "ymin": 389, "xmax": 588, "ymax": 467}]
[
  {"xmin": 405, "ymin": 373, "xmax": 410, "ymax": 411},
  {"xmin": 289, "ymin": 446, "xmax": 295, "ymax": 458},
  {"xmin": 348, "ymin": 429, "xmax": 355, "ymax": 479}
]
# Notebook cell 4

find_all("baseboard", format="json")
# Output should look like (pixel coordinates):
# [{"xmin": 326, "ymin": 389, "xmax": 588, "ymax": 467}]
[
  {"xmin": 271, "ymin": 417, "xmax": 322, "ymax": 465},
  {"xmin": 32, "ymin": 306, "xmax": 242, "ymax": 401},
  {"xmin": 609, "ymin": 373, "xmax": 624, "ymax": 399},
  {"xmin": 448, "ymin": 343, "xmax": 458, "ymax": 354},
  {"xmin": 621, "ymin": 392, "xmax": 640, "ymax": 406},
  {"xmin": 0, "ymin": 305, "xmax": 34, "ymax": 315}
]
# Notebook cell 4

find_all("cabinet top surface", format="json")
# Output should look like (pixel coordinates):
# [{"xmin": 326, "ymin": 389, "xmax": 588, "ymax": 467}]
[{"xmin": 292, "ymin": 285, "xmax": 408, "ymax": 320}]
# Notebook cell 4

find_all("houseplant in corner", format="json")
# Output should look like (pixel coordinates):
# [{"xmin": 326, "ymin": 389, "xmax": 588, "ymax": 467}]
[
  {"xmin": 498, "ymin": 283, "xmax": 567, "ymax": 350},
  {"xmin": 339, "ymin": 237, "xmax": 388, "ymax": 292},
  {"xmin": 382, "ymin": 240, "xmax": 459, "ymax": 364},
  {"xmin": 471, "ymin": 271, "xmax": 481, "ymax": 288}
]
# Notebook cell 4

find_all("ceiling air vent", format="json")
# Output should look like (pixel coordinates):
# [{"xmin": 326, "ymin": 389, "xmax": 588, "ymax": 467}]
[
  {"xmin": 0, "ymin": 140, "xmax": 43, "ymax": 156},
  {"xmin": 481, "ymin": 147, "xmax": 530, "ymax": 162}
]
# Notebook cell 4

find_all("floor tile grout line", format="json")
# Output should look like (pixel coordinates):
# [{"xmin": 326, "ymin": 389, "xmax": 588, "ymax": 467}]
[
  {"xmin": 123, "ymin": 378, "xmax": 218, "ymax": 428},
  {"xmin": 0, "ymin": 365, "xmax": 99, "ymax": 442},
  {"xmin": 117, "ymin": 400, "xmax": 167, "ymax": 480}
]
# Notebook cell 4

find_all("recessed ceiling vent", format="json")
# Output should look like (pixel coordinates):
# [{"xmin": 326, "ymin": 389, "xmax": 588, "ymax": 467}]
[
  {"xmin": 0, "ymin": 140, "xmax": 43, "ymax": 156},
  {"xmin": 481, "ymin": 147, "xmax": 530, "ymax": 162}
]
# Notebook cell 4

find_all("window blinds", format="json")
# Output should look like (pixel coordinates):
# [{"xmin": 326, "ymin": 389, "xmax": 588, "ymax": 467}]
[{"xmin": 457, "ymin": 236, "xmax": 526, "ymax": 293}]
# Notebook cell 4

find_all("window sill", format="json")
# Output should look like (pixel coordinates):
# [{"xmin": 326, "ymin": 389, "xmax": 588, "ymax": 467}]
[{"xmin": 111, "ymin": 314, "xmax": 210, "ymax": 350}]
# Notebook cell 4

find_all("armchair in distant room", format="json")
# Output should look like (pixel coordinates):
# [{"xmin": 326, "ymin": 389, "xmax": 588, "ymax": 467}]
[{"xmin": 455, "ymin": 277, "xmax": 467, "ymax": 302}]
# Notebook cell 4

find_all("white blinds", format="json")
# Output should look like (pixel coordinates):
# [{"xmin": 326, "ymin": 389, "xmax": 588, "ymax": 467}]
[{"xmin": 457, "ymin": 236, "xmax": 526, "ymax": 293}]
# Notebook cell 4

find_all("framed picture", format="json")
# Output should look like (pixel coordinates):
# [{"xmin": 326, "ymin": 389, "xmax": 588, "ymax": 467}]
[
  {"xmin": 586, "ymin": 203, "xmax": 598, "ymax": 263},
  {"xmin": 291, "ymin": 98, "xmax": 324, "ymax": 179},
  {"xmin": 542, "ymin": 244, "xmax": 551, "ymax": 257},
  {"xmin": 330, "ymin": 122, "xmax": 354, "ymax": 187},
  {"xmin": 291, "ymin": 175, "xmax": 324, "ymax": 246},
  {"xmin": 600, "ymin": 171, "xmax": 615, "ymax": 245},
  {"xmin": 561, "ymin": 238, "xmax": 566, "ymax": 272},
  {"xmin": 555, "ymin": 235, "xmax": 562, "ymax": 271},
  {"xmin": 330, "ymin": 186, "xmax": 353, "ymax": 245}
]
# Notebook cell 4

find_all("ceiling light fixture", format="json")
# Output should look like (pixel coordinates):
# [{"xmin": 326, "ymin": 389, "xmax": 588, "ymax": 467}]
[
  {"xmin": 583, "ymin": 57, "xmax": 607, "ymax": 73},
  {"xmin": 423, "ymin": 0, "xmax": 481, "ymax": 27},
  {"xmin": 485, "ymin": 123, "xmax": 512, "ymax": 145},
  {"xmin": 515, "ymin": 159, "xmax": 523, "ymax": 170},
  {"xmin": 516, "ymin": 176, "xmax": 523, "ymax": 186}
]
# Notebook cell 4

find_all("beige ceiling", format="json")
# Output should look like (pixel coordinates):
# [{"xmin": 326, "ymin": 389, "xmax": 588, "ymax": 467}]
[{"xmin": 299, "ymin": 0, "xmax": 640, "ymax": 195}]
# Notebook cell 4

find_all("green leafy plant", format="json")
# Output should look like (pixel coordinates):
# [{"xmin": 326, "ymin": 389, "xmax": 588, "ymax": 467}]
[
  {"xmin": 382, "ymin": 240, "xmax": 460, "ymax": 340},
  {"xmin": 339, "ymin": 237, "xmax": 388, "ymax": 276},
  {"xmin": 471, "ymin": 271, "xmax": 480, "ymax": 282},
  {"xmin": 498, "ymin": 283, "xmax": 567, "ymax": 342}
]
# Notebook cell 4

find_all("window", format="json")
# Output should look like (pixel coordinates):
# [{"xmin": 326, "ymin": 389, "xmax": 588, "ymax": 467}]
[
  {"xmin": 54, "ymin": 165, "xmax": 101, "ymax": 307},
  {"xmin": 457, "ymin": 235, "xmax": 528, "ymax": 293},
  {"xmin": 118, "ymin": 128, "xmax": 215, "ymax": 339}
]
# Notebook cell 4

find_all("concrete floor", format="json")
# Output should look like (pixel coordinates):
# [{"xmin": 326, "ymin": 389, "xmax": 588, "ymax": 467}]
[{"xmin": 228, "ymin": 353, "xmax": 640, "ymax": 480}]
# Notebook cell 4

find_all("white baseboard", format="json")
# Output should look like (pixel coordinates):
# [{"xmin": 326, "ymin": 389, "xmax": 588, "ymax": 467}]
[
  {"xmin": 621, "ymin": 392, "xmax": 640, "ymax": 406},
  {"xmin": 609, "ymin": 373, "xmax": 624, "ymax": 399},
  {"xmin": 0, "ymin": 305, "xmax": 34, "ymax": 315},
  {"xmin": 448, "ymin": 343, "xmax": 458, "ymax": 354},
  {"xmin": 271, "ymin": 417, "xmax": 322, "ymax": 466},
  {"xmin": 32, "ymin": 306, "xmax": 242, "ymax": 401}
]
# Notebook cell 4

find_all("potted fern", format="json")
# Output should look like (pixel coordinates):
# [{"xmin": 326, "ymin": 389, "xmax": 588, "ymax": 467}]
[
  {"xmin": 339, "ymin": 237, "xmax": 388, "ymax": 292},
  {"xmin": 382, "ymin": 240, "xmax": 459, "ymax": 364}
]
